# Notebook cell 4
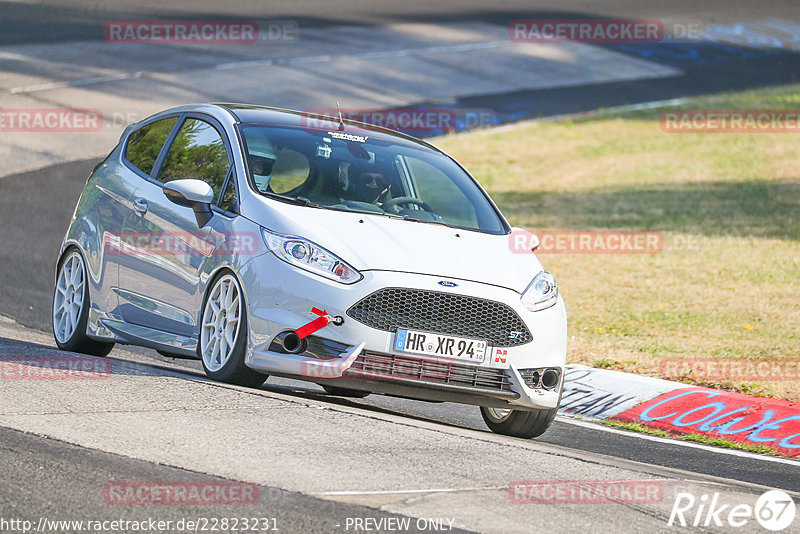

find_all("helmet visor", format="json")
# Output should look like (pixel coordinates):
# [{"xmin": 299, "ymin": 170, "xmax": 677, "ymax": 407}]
[{"xmin": 250, "ymin": 155, "xmax": 275, "ymax": 176}]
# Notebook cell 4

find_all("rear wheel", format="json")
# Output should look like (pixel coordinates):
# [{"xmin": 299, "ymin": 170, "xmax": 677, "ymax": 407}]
[
  {"xmin": 321, "ymin": 385, "xmax": 371, "ymax": 398},
  {"xmin": 52, "ymin": 249, "xmax": 114, "ymax": 356},
  {"xmin": 199, "ymin": 272, "xmax": 267, "ymax": 388},
  {"xmin": 480, "ymin": 406, "xmax": 557, "ymax": 439}
]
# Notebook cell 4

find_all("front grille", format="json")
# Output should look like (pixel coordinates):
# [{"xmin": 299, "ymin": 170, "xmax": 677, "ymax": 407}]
[
  {"xmin": 346, "ymin": 288, "xmax": 532, "ymax": 347},
  {"xmin": 345, "ymin": 351, "xmax": 515, "ymax": 393}
]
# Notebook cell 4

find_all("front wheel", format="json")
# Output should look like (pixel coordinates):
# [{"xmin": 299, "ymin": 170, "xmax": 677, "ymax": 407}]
[
  {"xmin": 52, "ymin": 249, "xmax": 114, "ymax": 356},
  {"xmin": 480, "ymin": 406, "xmax": 558, "ymax": 439},
  {"xmin": 199, "ymin": 272, "xmax": 267, "ymax": 388}
]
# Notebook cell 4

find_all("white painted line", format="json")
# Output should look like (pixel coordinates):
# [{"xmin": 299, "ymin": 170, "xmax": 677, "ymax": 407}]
[
  {"xmin": 316, "ymin": 486, "xmax": 504, "ymax": 496},
  {"xmin": 556, "ymin": 416, "xmax": 800, "ymax": 467},
  {"xmin": 6, "ymin": 72, "xmax": 144, "ymax": 95}
]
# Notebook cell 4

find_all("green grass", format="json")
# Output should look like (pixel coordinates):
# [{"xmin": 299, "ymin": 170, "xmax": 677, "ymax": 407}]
[
  {"xmin": 603, "ymin": 420, "xmax": 670, "ymax": 437},
  {"xmin": 436, "ymin": 84, "xmax": 800, "ymax": 401},
  {"xmin": 592, "ymin": 358, "xmax": 623, "ymax": 370},
  {"xmin": 679, "ymin": 433, "xmax": 780, "ymax": 456},
  {"xmin": 602, "ymin": 420, "xmax": 781, "ymax": 455}
]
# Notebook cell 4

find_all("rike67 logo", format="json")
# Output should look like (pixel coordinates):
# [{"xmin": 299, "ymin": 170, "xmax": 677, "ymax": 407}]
[{"xmin": 668, "ymin": 489, "xmax": 795, "ymax": 531}]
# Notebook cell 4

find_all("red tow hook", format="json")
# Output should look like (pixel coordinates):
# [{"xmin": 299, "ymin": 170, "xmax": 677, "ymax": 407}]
[{"xmin": 295, "ymin": 307, "xmax": 343, "ymax": 339}]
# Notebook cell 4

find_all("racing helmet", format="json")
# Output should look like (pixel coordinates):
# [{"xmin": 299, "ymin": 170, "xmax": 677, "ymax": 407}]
[{"xmin": 248, "ymin": 136, "xmax": 277, "ymax": 192}]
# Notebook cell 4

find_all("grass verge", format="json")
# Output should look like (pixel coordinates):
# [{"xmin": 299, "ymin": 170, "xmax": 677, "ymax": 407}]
[
  {"xmin": 602, "ymin": 420, "xmax": 782, "ymax": 456},
  {"xmin": 437, "ymin": 84, "xmax": 800, "ymax": 401}
]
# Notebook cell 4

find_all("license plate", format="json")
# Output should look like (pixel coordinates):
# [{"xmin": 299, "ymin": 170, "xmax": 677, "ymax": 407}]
[{"xmin": 394, "ymin": 328, "xmax": 487, "ymax": 362}]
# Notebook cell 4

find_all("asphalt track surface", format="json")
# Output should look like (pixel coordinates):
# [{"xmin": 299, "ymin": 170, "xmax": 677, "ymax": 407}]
[
  {"xmin": 2, "ymin": 0, "xmax": 800, "ymax": 45},
  {"xmin": 4, "ymin": 1, "xmax": 800, "ymax": 123},
  {"xmin": 1, "ymin": 1, "xmax": 800, "ymax": 532},
  {"xmin": 0, "ymin": 426, "xmax": 458, "ymax": 534}
]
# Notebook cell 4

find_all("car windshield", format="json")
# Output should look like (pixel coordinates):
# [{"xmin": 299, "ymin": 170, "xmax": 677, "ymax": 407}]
[{"xmin": 240, "ymin": 123, "xmax": 506, "ymax": 234}]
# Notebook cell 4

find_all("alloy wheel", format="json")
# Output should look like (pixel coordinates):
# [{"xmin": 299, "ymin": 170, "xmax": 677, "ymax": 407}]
[
  {"xmin": 53, "ymin": 251, "xmax": 85, "ymax": 344},
  {"xmin": 200, "ymin": 274, "xmax": 242, "ymax": 372}
]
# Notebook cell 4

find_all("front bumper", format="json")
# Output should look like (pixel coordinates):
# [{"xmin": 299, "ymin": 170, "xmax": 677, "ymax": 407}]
[{"xmin": 240, "ymin": 252, "xmax": 566, "ymax": 410}]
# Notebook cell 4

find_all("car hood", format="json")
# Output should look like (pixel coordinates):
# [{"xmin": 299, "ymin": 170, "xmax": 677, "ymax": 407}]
[{"xmin": 255, "ymin": 199, "xmax": 542, "ymax": 293}]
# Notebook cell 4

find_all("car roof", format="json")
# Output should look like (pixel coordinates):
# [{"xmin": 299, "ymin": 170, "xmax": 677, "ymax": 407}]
[{"xmin": 213, "ymin": 103, "xmax": 444, "ymax": 154}]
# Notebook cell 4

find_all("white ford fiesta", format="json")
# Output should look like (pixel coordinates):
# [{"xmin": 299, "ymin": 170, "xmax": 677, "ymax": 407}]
[{"xmin": 53, "ymin": 103, "xmax": 567, "ymax": 438}]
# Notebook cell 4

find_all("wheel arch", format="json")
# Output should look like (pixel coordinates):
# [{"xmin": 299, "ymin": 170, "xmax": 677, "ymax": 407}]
[{"xmin": 56, "ymin": 241, "xmax": 84, "ymax": 280}]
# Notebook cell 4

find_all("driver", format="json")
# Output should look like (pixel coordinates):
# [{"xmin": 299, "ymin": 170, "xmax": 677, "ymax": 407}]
[
  {"xmin": 247, "ymin": 136, "xmax": 277, "ymax": 192},
  {"xmin": 349, "ymin": 164, "xmax": 389, "ymax": 203}
]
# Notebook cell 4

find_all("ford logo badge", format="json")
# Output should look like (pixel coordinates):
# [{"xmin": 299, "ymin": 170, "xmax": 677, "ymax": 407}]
[{"xmin": 438, "ymin": 281, "xmax": 458, "ymax": 288}]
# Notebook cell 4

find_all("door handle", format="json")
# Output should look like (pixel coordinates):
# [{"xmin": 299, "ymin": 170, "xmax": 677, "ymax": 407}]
[{"xmin": 133, "ymin": 198, "xmax": 148, "ymax": 216}]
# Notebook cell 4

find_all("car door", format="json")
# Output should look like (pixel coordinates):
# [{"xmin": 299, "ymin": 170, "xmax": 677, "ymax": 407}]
[
  {"xmin": 103, "ymin": 115, "xmax": 181, "ymax": 315},
  {"xmin": 117, "ymin": 115, "xmax": 233, "ymax": 336}
]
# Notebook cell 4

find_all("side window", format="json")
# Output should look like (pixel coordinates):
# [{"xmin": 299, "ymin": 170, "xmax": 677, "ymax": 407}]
[
  {"xmin": 218, "ymin": 174, "xmax": 238, "ymax": 212},
  {"xmin": 158, "ymin": 118, "xmax": 231, "ymax": 201},
  {"xmin": 406, "ymin": 157, "xmax": 478, "ymax": 228},
  {"xmin": 125, "ymin": 117, "xmax": 178, "ymax": 176}
]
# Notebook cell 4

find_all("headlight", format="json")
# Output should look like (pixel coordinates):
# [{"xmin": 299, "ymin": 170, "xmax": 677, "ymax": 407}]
[
  {"xmin": 521, "ymin": 271, "xmax": 558, "ymax": 312},
  {"xmin": 262, "ymin": 228, "xmax": 362, "ymax": 284}
]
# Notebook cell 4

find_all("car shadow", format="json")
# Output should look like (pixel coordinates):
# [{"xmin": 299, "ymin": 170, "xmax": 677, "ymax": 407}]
[
  {"xmin": 0, "ymin": 336, "xmax": 200, "ymax": 379},
  {"xmin": 0, "ymin": 334, "xmax": 490, "ymax": 434}
]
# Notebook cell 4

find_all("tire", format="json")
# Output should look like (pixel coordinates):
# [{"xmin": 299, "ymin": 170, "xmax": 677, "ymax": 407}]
[
  {"xmin": 199, "ymin": 271, "xmax": 267, "ymax": 388},
  {"xmin": 52, "ymin": 249, "xmax": 114, "ymax": 357},
  {"xmin": 480, "ymin": 405, "xmax": 558, "ymax": 439},
  {"xmin": 321, "ymin": 385, "xmax": 371, "ymax": 398}
]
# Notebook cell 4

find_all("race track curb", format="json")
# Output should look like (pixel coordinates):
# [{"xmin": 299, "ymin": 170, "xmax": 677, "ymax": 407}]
[
  {"xmin": 560, "ymin": 364, "xmax": 800, "ymax": 458},
  {"xmin": 3, "ymin": 309, "xmax": 798, "ymax": 458}
]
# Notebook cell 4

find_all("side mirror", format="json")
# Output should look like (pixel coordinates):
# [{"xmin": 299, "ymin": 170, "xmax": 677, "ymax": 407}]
[{"xmin": 163, "ymin": 179, "xmax": 215, "ymax": 227}]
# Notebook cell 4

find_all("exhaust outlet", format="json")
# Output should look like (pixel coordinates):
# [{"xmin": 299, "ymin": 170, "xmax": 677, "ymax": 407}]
[
  {"xmin": 277, "ymin": 331, "xmax": 307, "ymax": 354},
  {"xmin": 541, "ymin": 369, "xmax": 560, "ymax": 390}
]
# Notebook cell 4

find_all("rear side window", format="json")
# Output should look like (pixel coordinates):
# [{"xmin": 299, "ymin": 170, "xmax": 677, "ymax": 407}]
[
  {"xmin": 158, "ymin": 118, "xmax": 231, "ymax": 201},
  {"xmin": 125, "ymin": 117, "xmax": 178, "ymax": 176}
]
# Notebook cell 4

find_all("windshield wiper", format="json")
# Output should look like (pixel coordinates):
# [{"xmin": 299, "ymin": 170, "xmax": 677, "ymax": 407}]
[
  {"xmin": 264, "ymin": 193, "xmax": 320, "ymax": 208},
  {"xmin": 400, "ymin": 214, "xmax": 454, "ymax": 228}
]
